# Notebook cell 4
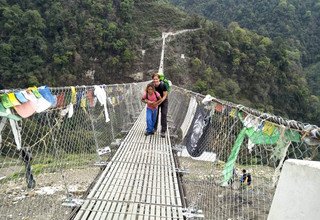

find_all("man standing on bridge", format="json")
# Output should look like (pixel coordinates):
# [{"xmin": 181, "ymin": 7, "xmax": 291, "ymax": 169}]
[{"xmin": 152, "ymin": 73, "xmax": 168, "ymax": 138}]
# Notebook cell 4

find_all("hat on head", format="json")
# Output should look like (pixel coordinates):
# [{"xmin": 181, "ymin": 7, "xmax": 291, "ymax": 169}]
[{"xmin": 0, "ymin": 102, "xmax": 21, "ymax": 121}]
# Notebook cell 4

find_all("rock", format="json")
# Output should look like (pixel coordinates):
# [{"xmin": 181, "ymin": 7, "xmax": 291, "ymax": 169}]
[
  {"xmin": 27, "ymin": 191, "xmax": 37, "ymax": 197},
  {"xmin": 129, "ymin": 72, "xmax": 144, "ymax": 81}
]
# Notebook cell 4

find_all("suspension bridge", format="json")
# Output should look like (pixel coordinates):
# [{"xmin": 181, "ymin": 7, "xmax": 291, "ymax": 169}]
[
  {"xmin": 1, "ymin": 29, "xmax": 320, "ymax": 219},
  {"xmin": 0, "ymin": 82, "xmax": 319, "ymax": 220}
]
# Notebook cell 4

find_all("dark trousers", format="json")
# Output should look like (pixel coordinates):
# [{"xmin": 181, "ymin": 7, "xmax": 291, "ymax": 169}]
[{"xmin": 155, "ymin": 99, "xmax": 168, "ymax": 133}]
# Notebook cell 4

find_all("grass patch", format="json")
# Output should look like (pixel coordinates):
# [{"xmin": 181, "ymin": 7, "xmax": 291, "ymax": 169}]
[{"xmin": 0, "ymin": 153, "xmax": 101, "ymax": 185}]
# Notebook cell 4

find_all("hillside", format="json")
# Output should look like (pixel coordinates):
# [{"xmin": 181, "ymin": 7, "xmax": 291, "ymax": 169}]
[
  {"xmin": 0, "ymin": 0, "xmax": 319, "ymax": 125},
  {"xmin": 170, "ymin": 0, "xmax": 320, "ymax": 66}
]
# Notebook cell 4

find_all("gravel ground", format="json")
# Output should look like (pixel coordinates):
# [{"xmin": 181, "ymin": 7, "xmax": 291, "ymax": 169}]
[
  {"xmin": 0, "ymin": 167, "xmax": 100, "ymax": 220},
  {"xmin": 0, "ymin": 157, "xmax": 276, "ymax": 220},
  {"xmin": 179, "ymin": 157, "xmax": 276, "ymax": 220}
]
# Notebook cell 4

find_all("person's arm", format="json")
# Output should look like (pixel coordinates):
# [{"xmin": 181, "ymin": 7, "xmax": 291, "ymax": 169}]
[
  {"xmin": 152, "ymin": 97, "xmax": 162, "ymax": 107},
  {"xmin": 142, "ymin": 93, "xmax": 155, "ymax": 105},
  {"xmin": 151, "ymin": 92, "xmax": 163, "ymax": 107},
  {"xmin": 158, "ymin": 91, "xmax": 167, "ymax": 105},
  {"xmin": 141, "ymin": 92, "xmax": 149, "ymax": 104},
  {"xmin": 141, "ymin": 97, "xmax": 151, "ymax": 104}
]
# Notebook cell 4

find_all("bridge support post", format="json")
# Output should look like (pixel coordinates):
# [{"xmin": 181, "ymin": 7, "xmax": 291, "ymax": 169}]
[{"xmin": 268, "ymin": 159, "xmax": 320, "ymax": 220}]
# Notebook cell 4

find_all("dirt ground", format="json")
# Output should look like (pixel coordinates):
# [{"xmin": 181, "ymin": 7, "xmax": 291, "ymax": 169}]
[
  {"xmin": 0, "ymin": 157, "xmax": 276, "ymax": 220},
  {"xmin": 178, "ymin": 157, "xmax": 276, "ymax": 220},
  {"xmin": 0, "ymin": 167, "xmax": 100, "ymax": 220}
]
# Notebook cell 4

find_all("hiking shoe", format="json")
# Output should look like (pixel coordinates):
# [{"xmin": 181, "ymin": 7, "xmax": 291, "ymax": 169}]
[
  {"xmin": 145, "ymin": 131, "xmax": 154, "ymax": 136},
  {"xmin": 160, "ymin": 131, "xmax": 165, "ymax": 138}
]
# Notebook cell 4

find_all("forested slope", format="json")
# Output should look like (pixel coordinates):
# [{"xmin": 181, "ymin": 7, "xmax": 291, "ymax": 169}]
[
  {"xmin": 0, "ymin": 0, "xmax": 319, "ymax": 125},
  {"xmin": 169, "ymin": 0, "xmax": 320, "ymax": 125},
  {"xmin": 170, "ymin": 0, "xmax": 320, "ymax": 66}
]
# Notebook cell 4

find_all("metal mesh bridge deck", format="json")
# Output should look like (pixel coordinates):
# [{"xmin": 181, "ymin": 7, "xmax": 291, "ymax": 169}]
[
  {"xmin": 74, "ymin": 109, "xmax": 183, "ymax": 219},
  {"xmin": 2, "ymin": 84, "xmax": 318, "ymax": 219}
]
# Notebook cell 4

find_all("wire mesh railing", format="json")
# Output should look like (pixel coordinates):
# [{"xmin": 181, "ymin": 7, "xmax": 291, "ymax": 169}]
[
  {"xmin": 1, "ymin": 82, "xmax": 320, "ymax": 219},
  {"xmin": 169, "ymin": 85, "xmax": 320, "ymax": 220},
  {"xmin": 0, "ymin": 82, "xmax": 146, "ymax": 220}
]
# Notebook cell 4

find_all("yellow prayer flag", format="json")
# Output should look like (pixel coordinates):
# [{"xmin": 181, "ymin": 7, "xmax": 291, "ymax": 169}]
[
  {"xmin": 229, "ymin": 108, "xmax": 237, "ymax": 118},
  {"xmin": 262, "ymin": 121, "xmax": 276, "ymax": 136},
  {"xmin": 80, "ymin": 97, "xmax": 86, "ymax": 108},
  {"xmin": 28, "ymin": 86, "xmax": 42, "ymax": 98},
  {"xmin": 8, "ymin": 93, "xmax": 21, "ymax": 106},
  {"xmin": 112, "ymin": 97, "xmax": 116, "ymax": 106},
  {"xmin": 71, "ymin": 86, "xmax": 76, "ymax": 104},
  {"xmin": 80, "ymin": 97, "xmax": 87, "ymax": 113}
]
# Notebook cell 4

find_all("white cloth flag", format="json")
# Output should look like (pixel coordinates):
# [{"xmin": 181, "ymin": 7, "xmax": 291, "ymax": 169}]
[{"xmin": 94, "ymin": 85, "xmax": 110, "ymax": 123}]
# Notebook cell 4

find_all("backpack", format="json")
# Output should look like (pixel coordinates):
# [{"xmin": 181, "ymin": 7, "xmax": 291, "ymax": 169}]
[
  {"xmin": 246, "ymin": 173, "xmax": 252, "ymax": 185},
  {"xmin": 242, "ymin": 173, "xmax": 252, "ymax": 185},
  {"xmin": 158, "ymin": 72, "xmax": 172, "ymax": 92}
]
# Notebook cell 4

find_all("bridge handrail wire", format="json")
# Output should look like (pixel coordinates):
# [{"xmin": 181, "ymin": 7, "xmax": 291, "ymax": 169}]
[{"xmin": 0, "ymin": 82, "xmax": 319, "ymax": 219}]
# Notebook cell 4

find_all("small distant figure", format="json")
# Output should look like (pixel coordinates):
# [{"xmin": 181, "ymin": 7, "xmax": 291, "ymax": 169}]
[
  {"xmin": 228, "ymin": 168, "xmax": 238, "ymax": 186},
  {"xmin": 240, "ymin": 169, "xmax": 252, "ymax": 186},
  {"xmin": 141, "ymin": 83, "xmax": 161, "ymax": 136}
]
